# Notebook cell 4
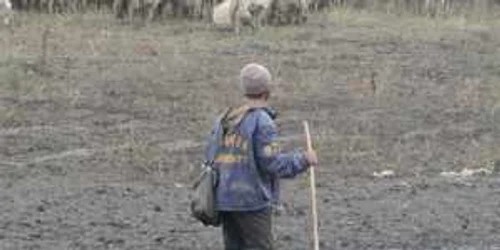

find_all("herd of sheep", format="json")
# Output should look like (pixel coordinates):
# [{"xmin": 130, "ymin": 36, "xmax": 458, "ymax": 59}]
[
  {"xmin": 1, "ymin": 0, "xmax": 495, "ymax": 33},
  {"xmin": 0, "ymin": 0, "xmax": 333, "ymax": 33}
]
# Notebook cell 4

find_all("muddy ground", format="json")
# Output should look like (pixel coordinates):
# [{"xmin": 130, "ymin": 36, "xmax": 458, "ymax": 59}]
[{"xmin": 1, "ymin": 9, "xmax": 500, "ymax": 250}]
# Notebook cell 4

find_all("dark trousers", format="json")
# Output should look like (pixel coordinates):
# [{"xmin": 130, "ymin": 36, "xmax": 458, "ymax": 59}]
[{"xmin": 221, "ymin": 208, "xmax": 273, "ymax": 250}]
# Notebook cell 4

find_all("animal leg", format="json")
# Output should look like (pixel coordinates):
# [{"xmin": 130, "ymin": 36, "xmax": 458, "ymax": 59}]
[
  {"xmin": 128, "ymin": 0, "xmax": 135, "ymax": 23},
  {"xmin": 228, "ymin": 0, "xmax": 240, "ymax": 34},
  {"xmin": 147, "ymin": 0, "xmax": 160, "ymax": 22}
]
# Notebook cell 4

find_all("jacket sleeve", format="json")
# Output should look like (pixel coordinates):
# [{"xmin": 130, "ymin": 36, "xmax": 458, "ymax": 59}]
[{"xmin": 254, "ymin": 112, "xmax": 310, "ymax": 178}]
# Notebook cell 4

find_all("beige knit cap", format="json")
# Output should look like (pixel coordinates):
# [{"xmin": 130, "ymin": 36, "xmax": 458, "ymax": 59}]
[{"xmin": 239, "ymin": 63, "xmax": 272, "ymax": 95}]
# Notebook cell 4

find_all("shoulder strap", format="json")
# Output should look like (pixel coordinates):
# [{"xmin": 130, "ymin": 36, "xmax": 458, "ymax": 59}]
[{"xmin": 204, "ymin": 108, "xmax": 232, "ymax": 165}]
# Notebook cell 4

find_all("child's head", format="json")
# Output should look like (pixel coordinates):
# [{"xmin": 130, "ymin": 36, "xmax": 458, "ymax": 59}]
[{"xmin": 240, "ymin": 63, "xmax": 272, "ymax": 100}]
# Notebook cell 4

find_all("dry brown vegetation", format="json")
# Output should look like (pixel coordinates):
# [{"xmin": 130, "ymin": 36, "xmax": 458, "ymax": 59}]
[{"xmin": 1, "ymin": 2, "xmax": 500, "ymax": 249}]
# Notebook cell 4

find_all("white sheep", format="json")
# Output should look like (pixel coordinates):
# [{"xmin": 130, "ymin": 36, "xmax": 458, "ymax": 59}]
[
  {"xmin": 1, "ymin": 0, "xmax": 11, "ymax": 9},
  {"xmin": 213, "ymin": 0, "xmax": 272, "ymax": 34},
  {"xmin": 0, "ymin": 0, "xmax": 12, "ymax": 25},
  {"xmin": 212, "ymin": 0, "xmax": 232, "ymax": 27}
]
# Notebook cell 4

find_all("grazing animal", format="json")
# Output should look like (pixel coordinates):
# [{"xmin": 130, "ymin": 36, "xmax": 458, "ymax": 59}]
[
  {"xmin": 0, "ymin": 0, "xmax": 13, "ymax": 25},
  {"xmin": 309, "ymin": 0, "xmax": 343, "ymax": 12},
  {"xmin": 212, "ymin": 0, "xmax": 232, "ymax": 27},
  {"xmin": 1, "ymin": 0, "xmax": 12, "ymax": 9},
  {"xmin": 212, "ymin": 0, "xmax": 256, "ymax": 32},
  {"xmin": 308, "ymin": 0, "xmax": 327, "ymax": 12},
  {"xmin": 113, "ymin": 0, "xmax": 163, "ymax": 23},
  {"xmin": 39, "ymin": 0, "xmax": 68, "ymax": 14},
  {"xmin": 424, "ymin": 0, "xmax": 450, "ymax": 16},
  {"xmin": 201, "ymin": 0, "xmax": 218, "ymax": 21},
  {"xmin": 227, "ymin": 0, "xmax": 273, "ymax": 34},
  {"xmin": 9, "ymin": 0, "xmax": 30, "ymax": 11},
  {"xmin": 268, "ymin": 0, "xmax": 308, "ymax": 25},
  {"xmin": 171, "ymin": 0, "xmax": 203, "ymax": 18}
]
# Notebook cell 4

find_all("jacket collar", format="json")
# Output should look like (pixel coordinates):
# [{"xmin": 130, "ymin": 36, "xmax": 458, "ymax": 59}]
[{"xmin": 220, "ymin": 104, "xmax": 278, "ymax": 133}]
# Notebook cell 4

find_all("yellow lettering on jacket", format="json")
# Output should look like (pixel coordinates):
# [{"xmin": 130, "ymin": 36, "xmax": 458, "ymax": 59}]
[
  {"xmin": 221, "ymin": 133, "xmax": 247, "ymax": 149},
  {"xmin": 215, "ymin": 154, "xmax": 245, "ymax": 164},
  {"xmin": 263, "ymin": 142, "xmax": 281, "ymax": 157},
  {"xmin": 215, "ymin": 133, "xmax": 249, "ymax": 165}
]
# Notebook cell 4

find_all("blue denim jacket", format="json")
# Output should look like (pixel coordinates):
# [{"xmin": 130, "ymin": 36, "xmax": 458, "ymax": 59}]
[{"xmin": 204, "ymin": 105, "xmax": 310, "ymax": 211}]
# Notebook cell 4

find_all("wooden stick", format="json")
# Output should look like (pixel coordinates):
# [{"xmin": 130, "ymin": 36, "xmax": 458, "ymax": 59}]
[{"xmin": 303, "ymin": 120, "xmax": 319, "ymax": 250}]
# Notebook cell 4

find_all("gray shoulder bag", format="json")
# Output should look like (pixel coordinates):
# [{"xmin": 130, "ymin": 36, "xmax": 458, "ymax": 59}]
[
  {"xmin": 189, "ymin": 160, "xmax": 220, "ymax": 227},
  {"xmin": 189, "ymin": 109, "xmax": 231, "ymax": 227}
]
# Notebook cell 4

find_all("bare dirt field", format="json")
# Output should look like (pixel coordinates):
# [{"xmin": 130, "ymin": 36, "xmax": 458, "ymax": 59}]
[{"xmin": 1, "ymin": 8, "xmax": 500, "ymax": 250}]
